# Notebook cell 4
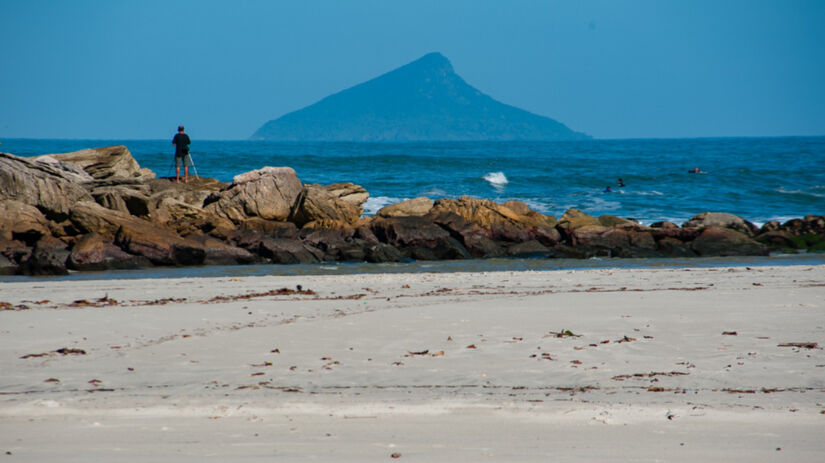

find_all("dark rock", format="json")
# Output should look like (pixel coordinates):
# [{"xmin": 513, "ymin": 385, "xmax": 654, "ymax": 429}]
[
  {"xmin": 656, "ymin": 237, "xmax": 696, "ymax": 257},
  {"xmin": 429, "ymin": 211, "xmax": 503, "ymax": 258},
  {"xmin": 691, "ymin": 227, "xmax": 768, "ymax": 257},
  {"xmin": 183, "ymin": 234, "xmax": 259, "ymax": 266},
  {"xmin": 370, "ymin": 216, "xmax": 470, "ymax": 260},
  {"xmin": 363, "ymin": 242, "xmax": 403, "ymax": 263},
  {"xmin": 650, "ymin": 221, "xmax": 680, "ymax": 229},
  {"xmin": 258, "ymin": 238, "xmax": 322, "ymax": 264},
  {"xmin": 0, "ymin": 253, "xmax": 17, "ymax": 275},
  {"xmin": 755, "ymin": 231, "xmax": 804, "ymax": 252},
  {"xmin": 507, "ymin": 240, "xmax": 552, "ymax": 257},
  {"xmin": 22, "ymin": 236, "xmax": 70, "ymax": 275},
  {"xmin": 68, "ymin": 234, "xmax": 151, "ymax": 271}
]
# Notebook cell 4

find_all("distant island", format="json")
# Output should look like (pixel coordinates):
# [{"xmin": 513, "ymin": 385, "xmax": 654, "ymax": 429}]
[{"xmin": 251, "ymin": 52, "xmax": 589, "ymax": 141}]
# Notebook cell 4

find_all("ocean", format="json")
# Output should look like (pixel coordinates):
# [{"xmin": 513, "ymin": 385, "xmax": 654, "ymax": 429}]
[
  {"xmin": 2, "ymin": 136, "xmax": 824, "ymax": 280},
  {"xmin": 4, "ymin": 136, "xmax": 823, "ymax": 227}
]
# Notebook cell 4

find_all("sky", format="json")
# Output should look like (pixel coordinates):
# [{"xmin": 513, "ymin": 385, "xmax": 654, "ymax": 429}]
[{"xmin": 1, "ymin": 0, "xmax": 824, "ymax": 140}]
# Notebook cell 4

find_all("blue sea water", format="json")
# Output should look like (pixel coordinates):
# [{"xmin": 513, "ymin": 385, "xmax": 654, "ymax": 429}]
[{"xmin": 4, "ymin": 136, "xmax": 823, "ymax": 227}]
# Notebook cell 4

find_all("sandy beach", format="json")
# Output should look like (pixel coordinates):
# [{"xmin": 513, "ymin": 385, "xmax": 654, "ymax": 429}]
[{"xmin": 1, "ymin": 264, "xmax": 824, "ymax": 461}]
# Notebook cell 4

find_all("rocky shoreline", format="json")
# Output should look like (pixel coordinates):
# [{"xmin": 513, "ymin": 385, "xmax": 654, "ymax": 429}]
[{"xmin": 1, "ymin": 146, "xmax": 823, "ymax": 276}]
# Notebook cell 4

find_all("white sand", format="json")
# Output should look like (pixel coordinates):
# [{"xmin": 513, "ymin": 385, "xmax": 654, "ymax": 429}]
[{"xmin": 1, "ymin": 264, "xmax": 824, "ymax": 461}]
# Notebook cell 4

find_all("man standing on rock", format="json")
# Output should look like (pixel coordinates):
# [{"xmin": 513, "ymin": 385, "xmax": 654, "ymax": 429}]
[{"xmin": 172, "ymin": 125, "xmax": 191, "ymax": 183}]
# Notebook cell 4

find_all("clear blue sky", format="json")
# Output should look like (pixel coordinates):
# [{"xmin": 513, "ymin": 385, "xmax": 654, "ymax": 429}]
[{"xmin": 2, "ymin": 0, "xmax": 824, "ymax": 140}]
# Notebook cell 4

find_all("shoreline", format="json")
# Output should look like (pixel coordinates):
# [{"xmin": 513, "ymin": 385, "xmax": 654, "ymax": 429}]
[
  {"xmin": 2, "ymin": 264, "xmax": 824, "ymax": 461},
  {"xmin": 2, "ymin": 251, "xmax": 822, "ymax": 283}
]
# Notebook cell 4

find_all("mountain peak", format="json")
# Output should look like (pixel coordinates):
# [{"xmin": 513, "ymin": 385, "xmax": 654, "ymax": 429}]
[
  {"xmin": 252, "ymin": 53, "xmax": 589, "ymax": 141},
  {"xmin": 408, "ymin": 52, "xmax": 453, "ymax": 72}
]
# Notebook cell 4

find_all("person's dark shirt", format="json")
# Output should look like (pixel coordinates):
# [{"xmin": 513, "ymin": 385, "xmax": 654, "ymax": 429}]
[{"xmin": 173, "ymin": 133, "xmax": 191, "ymax": 156}]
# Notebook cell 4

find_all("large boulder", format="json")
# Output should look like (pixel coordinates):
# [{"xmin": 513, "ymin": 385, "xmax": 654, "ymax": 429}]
[
  {"xmin": 0, "ymin": 152, "xmax": 93, "ymax": 221},
  {"xmin": 377, "ymin": 197, "xmax": 434, "ymax": 218},
  {"xmin": 690, "ymin": 227, "xmax": 768, "ymax": 257},
  {"xmin": 203, "ymin": 167, "xmax": 303, "ymax": 223},
  {"xmin": 290, "ymin": 184, "xmax": 363, "ymax": 227},
  {"xmin": 683, "ymin": 212, "xmax": 759, "ymax": 236},
  {"xmin": 35, "ymin": 145, "xmax": 155, "ymax": 181}
]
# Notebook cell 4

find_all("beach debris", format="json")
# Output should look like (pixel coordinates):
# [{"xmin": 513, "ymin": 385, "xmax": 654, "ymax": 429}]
[
  {"xmin": 546, "ymin": 329, "xmax": 580, "ymax": 338},
  {"xmin": 207, "ymin": 287, "xmax": 316, "ymax": 303},
  {"xmin": 431, "ymin": 350, "xmax": 445, "ymax": 357},
  {"xmin": 722, "ymin": 331, "xmax": 738, "ymax": 336},
  {"xmin": 251, "ymin": 361, "xmax": 273, "ymax": 367},
  {"xmin": 392, "ymin": 361, "xmax": 404, "ymax": 366},
  {"xmin": 271, "ymin": 348, "xmax": 281, "ymax": 353},
  {"xmin": 778, "ymin": 342, "xmax": 818, "ymax": 349},
  {"xmin": 20, "ymin": 347, "xmax": 86, "ymax": 359},
  {"xmin": 44, "ymin": 378, "xmax": 60, "ymax": 383},
  {"xmin": 616, "ymin": 335, "xmax": 637, "ymax": 343},
  {"xmin": 69, "ymin": 294, "xmax": 118, "ymax": 307},
  {"xmin": 666, "ymin": 410, "xmax": 676, "ymax": 420},
  {"xmin": 391, "ymin": 453, "xmax": 402, "ymax": 459},
  {"xmin": 1, "ymin": 301, "xmax": 33, "ymax": 310},
  {"xmin": 405, "ymin": 350, "xmax": 429, "ymax": 357},
  {"xmin": 447, "ymin": 336, "xmax": 453, "ymax": 341},
  {"xmin": 466, "ymin": 344, "xmax": 477, "ymax": 349},
  {"xmin": 401, "ymin": 284, "xmax": 410, "ymax": 288},
  {"xmin": 505, "ymin": 337, "xmax": 524, "ymax": 344},
  {"xmin": 88, "ymin": 379, "xmax": 102, "ymax": 386},
  {"xmin": 571, "ymin": 360, "xmax": 582, "ymax": 365},
  {"xmin": 250, "ymin": 372, "xmax": 265, "ymax": 377},
  {"xmin": 612, "ymin": 371, "xmax": 689, "ymax": 381}
]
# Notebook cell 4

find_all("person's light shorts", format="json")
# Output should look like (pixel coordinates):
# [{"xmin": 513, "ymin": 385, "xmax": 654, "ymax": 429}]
[{"xmin": 175, "ymin": 154, "xmax": 192, "ymax": 168}]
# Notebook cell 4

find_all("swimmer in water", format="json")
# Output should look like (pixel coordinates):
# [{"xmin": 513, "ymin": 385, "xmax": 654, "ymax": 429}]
[
  {"xmin": 604, "ymin": 186, "xmax": 612, "ymax": 193},
  {"xmin": 689, "ymin": 167, "xmax": 701, "ymax": 173},
  {"xmin": 617, "ymin": 178, "xmax": 625, "ymax": 187}
]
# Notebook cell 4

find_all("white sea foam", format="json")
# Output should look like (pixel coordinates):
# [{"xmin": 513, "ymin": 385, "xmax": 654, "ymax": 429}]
[
  {"xmin": 777, "ymin": 187, "xmax": 825, "ymax": 198},
  {"xmin": 363, "ymin": 196, "xmax": 406, "ymax": 216},
  {"xmin": 483, "ymin": 172, "xmax": 508, "ymax": 188}
]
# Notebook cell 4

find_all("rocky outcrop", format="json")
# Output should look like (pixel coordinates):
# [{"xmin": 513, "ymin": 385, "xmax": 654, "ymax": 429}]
[
  {"xmin": 35, "ymin": 145, "xmax": 155, "ymax": 181},
  {"xmin": 0, "ymin": 147, "xmax": 820, "ymax": 276},
  {"xmin": 0, "ymin": 153, "xmax": 93, "ymax": 220},
  {"xmin": 204, "ymin": 167, "xmax": 303, "ymax": 223}
]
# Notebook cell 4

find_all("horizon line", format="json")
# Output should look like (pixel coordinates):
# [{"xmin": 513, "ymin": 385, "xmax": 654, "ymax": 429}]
[{"xmin": 2, "ymin": 134, "xmax": 824, "ymax": 143}]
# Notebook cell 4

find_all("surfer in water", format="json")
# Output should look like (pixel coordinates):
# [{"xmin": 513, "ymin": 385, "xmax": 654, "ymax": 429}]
[
  {"xmin": 689, "ymin": 167, "xmax": 703, "ymax": 174},
  {"xmin": 617, "ymin": 178, "xmax": 625, "ymax": 187}
]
